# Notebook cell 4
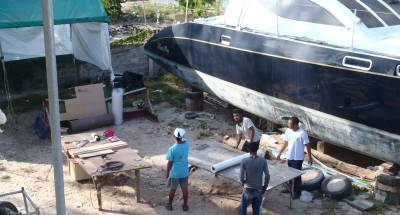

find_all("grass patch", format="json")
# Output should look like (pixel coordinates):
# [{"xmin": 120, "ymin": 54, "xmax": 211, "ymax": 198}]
[
  {"xmin": 110, "ymin": 28, "xmax": 154, "ymax": 48},
  {"xmin": 145, "ymin": 73, "xmax": 187, "ymax": 108}
]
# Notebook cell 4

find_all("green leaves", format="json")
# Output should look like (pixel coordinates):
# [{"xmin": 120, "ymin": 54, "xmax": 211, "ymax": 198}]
[
  {"xmin": 102, "ymin": 0, "xmax": 123, "ymax": 20},
  {"xmin": 178, "ymin": 0, "xmax": 218, "ymax": 17}
]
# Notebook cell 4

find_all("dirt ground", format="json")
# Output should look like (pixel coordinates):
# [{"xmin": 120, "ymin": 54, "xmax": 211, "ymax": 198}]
[{"xmin": 0, "ymin": 102, "xmax": 399, "ymax": 215}]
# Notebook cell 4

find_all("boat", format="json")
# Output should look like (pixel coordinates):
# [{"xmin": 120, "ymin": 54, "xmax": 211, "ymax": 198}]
[{"xmin": 144, "ymin": 0, "xmax": 400, "ymax": 164}]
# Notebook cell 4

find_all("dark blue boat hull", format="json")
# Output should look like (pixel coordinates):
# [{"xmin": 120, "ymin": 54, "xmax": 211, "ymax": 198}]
[{"xmin": 145, "ymin": 23, "xmax": 400, "ymax": 163}]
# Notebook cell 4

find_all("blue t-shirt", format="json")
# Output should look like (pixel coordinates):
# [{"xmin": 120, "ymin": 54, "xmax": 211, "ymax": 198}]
[{"xmin": 166, "ymin": 140, "xmax": 189, "ymax": 179}]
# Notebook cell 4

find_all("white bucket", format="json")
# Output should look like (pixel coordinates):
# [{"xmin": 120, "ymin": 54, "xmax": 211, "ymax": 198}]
[{"xmin": 112, "ymin": 88, "xmax": 124, "ymax": 125}]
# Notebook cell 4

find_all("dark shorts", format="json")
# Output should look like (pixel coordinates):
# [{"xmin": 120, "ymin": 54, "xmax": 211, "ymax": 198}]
[
  {"xmin": 242, "ymin": 140, "xmax": 260, "ymax": 152},
  {"xmin": 167, "ymin": 177, "xmax": 188, "ymax": 190}
]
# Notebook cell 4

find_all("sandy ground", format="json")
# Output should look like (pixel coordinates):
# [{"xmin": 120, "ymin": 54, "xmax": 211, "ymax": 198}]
[{"xmin": 0, "ymin": 102, "xmax": 399, "ymax": 215}]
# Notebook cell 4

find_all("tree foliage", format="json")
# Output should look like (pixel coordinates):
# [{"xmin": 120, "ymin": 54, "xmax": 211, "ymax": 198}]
[
  {"xmin": 102, "ymin": 0, "xmax": 122, "ymax": 20},
  {"xmin": 179, "ymin": 0, "xmax": 217, "ymax": 17}
]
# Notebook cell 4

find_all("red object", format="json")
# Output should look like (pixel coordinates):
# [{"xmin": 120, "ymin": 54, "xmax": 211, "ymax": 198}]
[{"xmin": 104, "ymin": 129, "xmax": 114, "ymax": 138}]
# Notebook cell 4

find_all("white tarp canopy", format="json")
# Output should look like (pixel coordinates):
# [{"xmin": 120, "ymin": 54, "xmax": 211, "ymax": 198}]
[{"xmin": 0, "ymin": 22, "xmax": 114, "ymax": 73}]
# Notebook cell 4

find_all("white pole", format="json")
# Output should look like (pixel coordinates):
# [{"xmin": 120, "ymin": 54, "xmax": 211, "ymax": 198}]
[
  {"xmin": 351, "ymin": 9, "xmax": 357, "ymax": 50},
  {"xmin": 275, "ymin": 0, "xmax": 279, "ymax": 37},
  {"xmin": 41, "ymin": 0, "xmax": 66, "ymax": 214},
  {"xmin": 142, "ymin": 0, "xmax": 147, "ymax": 26},
  {"xmin": 185, "ymin": 0, "xmax": 189, "ymax": 22}
]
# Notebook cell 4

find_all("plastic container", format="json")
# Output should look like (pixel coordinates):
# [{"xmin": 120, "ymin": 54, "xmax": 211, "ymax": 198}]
[{"xmin": 112, "ymin": 88, "xmax": 124, "ymax": 125}]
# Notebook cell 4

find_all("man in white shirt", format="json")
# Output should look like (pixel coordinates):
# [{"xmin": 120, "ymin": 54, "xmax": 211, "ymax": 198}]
[
  {"xmin": 277, "ymin": 116, "xmax": 312, "ymax": 199},
  {"xmin": 233, "ymin": 109, "xmax": 261, "ymax": 152}
]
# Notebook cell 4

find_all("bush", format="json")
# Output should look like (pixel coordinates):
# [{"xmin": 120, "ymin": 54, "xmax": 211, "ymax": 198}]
[
  {"xmin": 179, "ymin": 0, "xmax": 217, "ymax": 17},
  {"xmin": 102, "ymin": 0, "xmax": 122, "ymax": 20},
  {"xmin": 110, "ymin": 28, "xmax": 154, "ymax": 47}
]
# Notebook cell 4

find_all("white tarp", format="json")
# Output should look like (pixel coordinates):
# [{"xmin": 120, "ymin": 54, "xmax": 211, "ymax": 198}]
[
  {"xmin": 0, "ymin": 22, "xmax": 113, "ymax": 74},
  {"xmin": 0, "ymin": 24, "xmax": 72, "ymax": 61},
  {"xmin": 71, "ymin": 22, "xmax": 113, "ymax": 72}
]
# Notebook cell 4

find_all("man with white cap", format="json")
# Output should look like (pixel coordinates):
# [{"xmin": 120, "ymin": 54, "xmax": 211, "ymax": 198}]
[{"xmin": 165, "ymin": 128, "xmax": 190, "ymax": 211}]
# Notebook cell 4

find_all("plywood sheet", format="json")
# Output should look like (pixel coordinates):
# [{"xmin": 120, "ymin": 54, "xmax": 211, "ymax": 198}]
[{"xmin": 60, "ymin": 83, "xmax": 107, "ymax": 121}]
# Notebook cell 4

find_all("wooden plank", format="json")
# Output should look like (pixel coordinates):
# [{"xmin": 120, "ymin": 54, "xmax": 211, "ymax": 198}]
[
  {"xmin": 69, "ymin": 141, "xmax": 128, "ymax": 157},
  {"xmin": 260, "ymin": 135, "xmax": 377, "ymax": 181},
  {"xmin": 78, "ymin": 149, "xmax": 114, "ymax": 159}
]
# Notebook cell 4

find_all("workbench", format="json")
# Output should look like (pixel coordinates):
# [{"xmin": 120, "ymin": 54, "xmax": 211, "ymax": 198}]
[
  {"xmin": 189, "ymin": 141, "xmax": 302, "ymax": 209},
  {"xmin": 61, "ymin": 137, "xmax": 151, "ymax": 211}
]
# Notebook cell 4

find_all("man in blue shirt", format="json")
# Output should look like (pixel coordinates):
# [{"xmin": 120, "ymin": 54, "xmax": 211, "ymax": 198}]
[{"xmin": 165, "ymin": 128, "xmax": 189, "ymax": 211}]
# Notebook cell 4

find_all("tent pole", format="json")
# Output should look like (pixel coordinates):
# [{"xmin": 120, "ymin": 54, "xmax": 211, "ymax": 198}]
[
  {"xmin": 41, "ymin": 0, "xmax": 66, "ymax": 214},
  {"xmin": 185, "ymin": 0, "xmax": 189, "ymax": 22}
]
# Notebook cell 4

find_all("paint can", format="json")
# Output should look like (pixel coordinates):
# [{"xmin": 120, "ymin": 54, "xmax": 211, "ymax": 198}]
[
  {"xmin": 185, "ymin": 90, "xmax": 203, "ymax": 111},
  {"xmin": 112, "ymin": 88, "xmax": 124, "ymax": 125}
]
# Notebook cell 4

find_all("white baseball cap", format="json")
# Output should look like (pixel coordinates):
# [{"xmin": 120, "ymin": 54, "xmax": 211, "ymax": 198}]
[{"xmin": 174, "ymin": 128, "xmax": 185, "ymax": 138}]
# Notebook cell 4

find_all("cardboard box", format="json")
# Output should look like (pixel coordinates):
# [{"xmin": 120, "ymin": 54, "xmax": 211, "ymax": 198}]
[
  {"xmin": 60, "ymin": 83, "xmax": 107, "ymax": 121},
  {"xmin": 68, "ymin": 159, "xmax": 90, "ymax": 181}
]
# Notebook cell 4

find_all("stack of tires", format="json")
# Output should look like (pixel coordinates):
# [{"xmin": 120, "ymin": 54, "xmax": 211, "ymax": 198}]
[
  {"xmin": 301, "ymin": 168, "xmax": 352, "ymax": 200},
  {"xmin": 375, "ymin": 174, "xmax": 400, "ymax": 205}
]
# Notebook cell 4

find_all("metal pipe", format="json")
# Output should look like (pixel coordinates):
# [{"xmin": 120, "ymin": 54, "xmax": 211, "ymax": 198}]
[
  {"xmin": 351, "ymin": 9, "xmax": 357, "ymax": 50},
  {"xmin": 142, "ymin": 0, "xmax": 147, "ymax": 26},
  {"xmin": 275, "ymin": 0, "xmax": 279, "ymax": 37},
  {"xmin": 22, "ymin": 187, "xmax": 30, "ymax": 214},
  {"xmin": 41, "ymin": 0, "xmax": 66, "ymax": 214},
  {"xmin": 0, "ymin": 190, "xmax": 22, "ymax": 197},
  {"xmin": 185, "ymin": 0, "xmax": 189, "ymax": 22}
]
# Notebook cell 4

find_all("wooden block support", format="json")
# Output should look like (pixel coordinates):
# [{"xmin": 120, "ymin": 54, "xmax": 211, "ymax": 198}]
[{"xmin": 317, "ymin": 141, "xmax": 331, "ymax": 154}]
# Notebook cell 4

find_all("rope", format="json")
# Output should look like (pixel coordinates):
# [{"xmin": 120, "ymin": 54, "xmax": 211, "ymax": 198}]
[{"xmin": 0, "ymin": 41, "xmax": 15, "ymax": 124}]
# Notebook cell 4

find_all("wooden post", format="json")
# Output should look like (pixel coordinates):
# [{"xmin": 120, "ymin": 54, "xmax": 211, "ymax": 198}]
[
  {"xmin": 94, "ymin": 177, "xmax": 102, "ymax": 210},
  {"xmin": 135, "ymin": 169, "xmax": 141, "ymax": 203}
]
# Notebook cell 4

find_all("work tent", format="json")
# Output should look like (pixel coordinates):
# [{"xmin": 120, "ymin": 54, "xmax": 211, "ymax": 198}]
[{"xmin": 0, "ymin": 0, "xmax": 114, "ymax": 74}]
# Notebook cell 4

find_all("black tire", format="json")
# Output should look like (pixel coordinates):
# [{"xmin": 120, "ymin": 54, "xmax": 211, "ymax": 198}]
[
  {"xmin": 321, "ymin": 175, "xmax": 352, "ymax": 200},
  {"xmin": 377, "ymin": 174, "xmax": 400, "ymax": 187},
  {"xmin": 186, "ymin": 91, "xmax": 203, "ymax": 99},
  {"xmin": 0, "ymin": 201, "xmax": 18, "ymax": 215},
  {"xmin": 302, "ymin": 168, "xmax": 324, "ymax": 191},
  {"xmin": 185, "ymin": 112, "xmax": 198, "ymax": 120}
]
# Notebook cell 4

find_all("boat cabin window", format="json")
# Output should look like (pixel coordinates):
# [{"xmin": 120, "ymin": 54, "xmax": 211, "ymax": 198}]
[
  {"xmin": 338, "ymin": 0, "xmax": 385, "ymax": 28},
  {"xmin": 362, "ymin": 0, "xmax": 400, "ymax": 26},
  {"xmin": 240, "ymin": 0, "xmax": 278, "ymax": 33},
  {"xmin": 278, "ymin": 0, "xmax": 344, "ymax": 26}
]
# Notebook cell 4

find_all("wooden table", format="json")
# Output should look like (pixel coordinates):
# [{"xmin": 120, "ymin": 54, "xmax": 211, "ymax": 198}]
[{"xmin": 61, "ymin": 139, "xmax": 151, "ymax": 210}]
